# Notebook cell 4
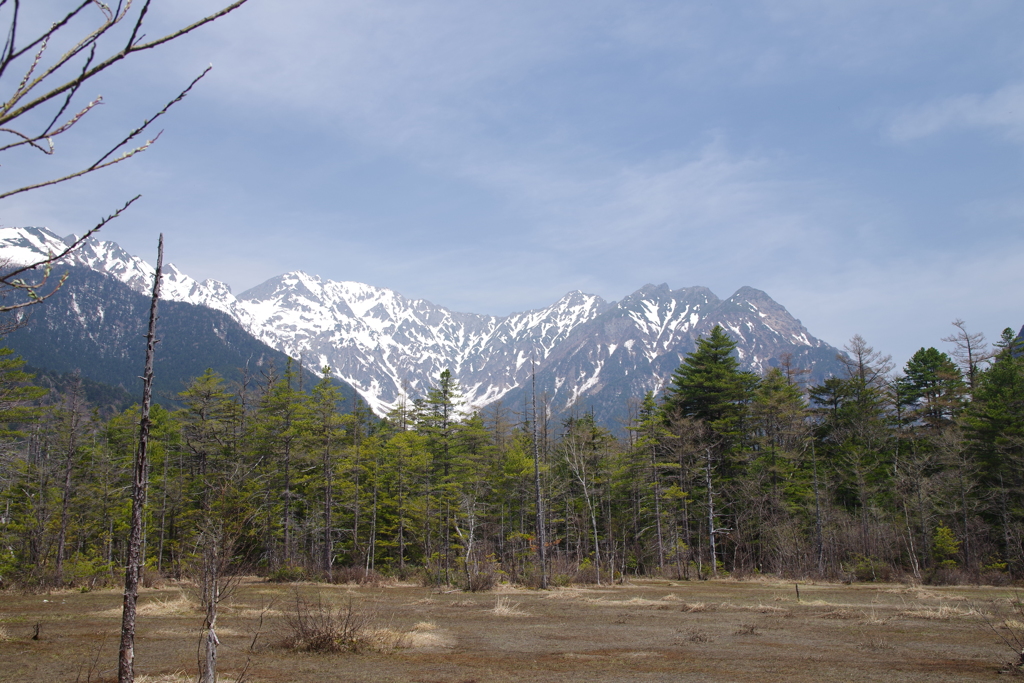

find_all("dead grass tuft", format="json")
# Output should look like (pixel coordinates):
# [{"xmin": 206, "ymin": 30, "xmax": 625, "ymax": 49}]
[
  {"xmin": 897, "ymin": 604, "xmax": 980, "ymax": 620},
  {"xmin": 885, "ymin": 586, "xmax": 967, "ymax": 601},
  {"xmin": 679, "ymin": 601, "xmax": 714, "ymax": 613},
  {"xmin": 820, "ymin": 609, "xmax": 860, "ymax": 620},
  {"xmin": 135, "ymin": 674, "xmax": 249, "ymax": 683},
  {"xmin": 403, "ymin": 622, "xmax": 455, "ymax": 649},
  {"xmin": 138, "ymin": 592, "xmax": 200, "ymax": 616},
  {"xmin": 135, "ymin": 673, "xmax": 192, "ymax": 683},
  {"xmin": 490, "ymin": 596, "xmax": 528, "ymax": 616},
  {"xmin": 802, "ymin": 599, "xmax": 835, "ymax": 606},
  {"xmin": 612, "ymin": 597, "xmax": 670, "ymax": 610},
  {"xmin": 723, "ymin": 601, "xmax": 787, "ymax": 614},
  {"xmin": 365, "ymin": 626, "xmax": 408, "ymax": 653},
  {"xmin": 96, "ymin": 590, "xmax": 198, "ymax": 617}
]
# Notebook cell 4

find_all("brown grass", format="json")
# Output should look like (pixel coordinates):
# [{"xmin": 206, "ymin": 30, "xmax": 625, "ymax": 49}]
[
  {"xmin": 897, "ymin": 604, "xmax": 981, "ymax": 620},
  {"xmin": 490, "ymin": 595, "xmax": 528, "ymax": 616},
  {"xmin": 0, "ymin": 577, "xmax": 1015, "ymax": 682}
]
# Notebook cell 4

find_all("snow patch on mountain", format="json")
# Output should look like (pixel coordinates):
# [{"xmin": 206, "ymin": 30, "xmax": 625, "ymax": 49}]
[{"xmin": 0, "ymin": 227, "xmax": 843, "ymax": 420}]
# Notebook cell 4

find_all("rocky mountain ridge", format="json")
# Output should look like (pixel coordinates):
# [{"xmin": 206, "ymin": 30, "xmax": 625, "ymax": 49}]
[{"xmin": 0, "ymin": 227, "xmax": 845, "ymax": 418}]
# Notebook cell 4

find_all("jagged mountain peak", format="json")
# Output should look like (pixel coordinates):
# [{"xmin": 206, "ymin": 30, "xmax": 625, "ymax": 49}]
[{"xmin": 0, "ymin": 226, "xmax": 844, "ymax": 425}]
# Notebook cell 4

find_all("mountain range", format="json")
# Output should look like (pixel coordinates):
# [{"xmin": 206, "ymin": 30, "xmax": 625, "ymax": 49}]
[{"xmin": 0, "ymin": 226, "xmax": 846, "ymax": 424}]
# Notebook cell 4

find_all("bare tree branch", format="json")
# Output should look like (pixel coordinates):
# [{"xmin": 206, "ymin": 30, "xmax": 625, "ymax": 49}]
[
  {"xmin": 0, "ymin": 64, "xmax": 210, "ymax": 201},
  {"xmin": 0, "ymin": 0, "xmax": 248, "ymax": 127},
  {"xmin": 0, "ymin": 0, "xmax": 250, "ymax": 319},
  {"xmin": 0, "ymin": 195, "xmax": 140, "ymax": 313}
]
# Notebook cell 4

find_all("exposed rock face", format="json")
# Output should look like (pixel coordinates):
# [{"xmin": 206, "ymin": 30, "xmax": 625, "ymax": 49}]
[{"xmin": 1, "ymin": 227, "xmax": 843, "ymax": 422}]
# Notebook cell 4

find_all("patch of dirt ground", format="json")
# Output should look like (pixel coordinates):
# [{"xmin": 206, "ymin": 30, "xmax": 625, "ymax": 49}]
[{"xmin": 0, "ymin": 578, "xmax": 1018, "ymax": 682}]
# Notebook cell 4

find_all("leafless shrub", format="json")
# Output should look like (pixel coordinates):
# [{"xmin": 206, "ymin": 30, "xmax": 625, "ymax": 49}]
[
  {"xmin": 141, "ymin": 568, "xmax": 165, "ymax": 589},
  {"xmin": 328, "ymin": 566, "xmax": 392, "ymax": 587},
  {"xmin": 859, "ymin": 637, "xmax": 896, "ymax": 652},
  {"xmin": 681, "ymin": 628, "xmax": 713, "ymax": 643},
  {"xmin": 464, "ymin": 565, "xmax": 498, "ymax": 592},
  {"xmin": 976, "ymin": 593, "xmax": 1024, "ymax": 676},
  {"xmin": 284, "ymin": 591, "xmax": 374, "ymax": 653}
]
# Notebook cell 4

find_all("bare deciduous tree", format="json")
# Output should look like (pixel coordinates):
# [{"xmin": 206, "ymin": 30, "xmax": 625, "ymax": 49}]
[
  {"xmin": 942, "ymin": 319, "xmax": 994, "ymax": 394},
  {"xmin": 839, "ymin": 334, "xmax": 894, "ymax": 387}
]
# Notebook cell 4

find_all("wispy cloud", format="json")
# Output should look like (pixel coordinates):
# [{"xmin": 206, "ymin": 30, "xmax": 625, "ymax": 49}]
[
  {"xmin": 888, "ymin": 83, "xmax": 1024, "ymax": 143},
  {"xmin": 768, "ymin": 238, "xmax": 1024, "ymax": 367},
  {"xmin": 9, "ymin": 1, "xmax": 1021, "ymax": 364}
]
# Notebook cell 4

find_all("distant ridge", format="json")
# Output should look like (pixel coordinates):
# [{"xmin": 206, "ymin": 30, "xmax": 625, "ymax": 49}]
[
  {"xmin": 3, "ymin": 265, "xmax": 362, "ymax": 409},
  {"xmin": 0, "ymin": 227, "xmax": 845, "ymax": 422}
]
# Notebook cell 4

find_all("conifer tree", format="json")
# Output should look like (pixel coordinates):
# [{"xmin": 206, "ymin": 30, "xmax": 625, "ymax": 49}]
[
  {"xmin": 419, "ymin": 369, "xmax": 464, "ymax": 584},
  {"xmin": 305, "ymin": 367, "xmax": 345, "ymax": 574},
  {"xmin": 902, "ymin": 347, "xmax": 965, "ymax": 429},
  {"xmin": 252, "ymin": 360, "xmax": 307, "ymax": 568},
  {"xmin": 662, "ymin": 325, "xmax": 757, "ymax": 449}
]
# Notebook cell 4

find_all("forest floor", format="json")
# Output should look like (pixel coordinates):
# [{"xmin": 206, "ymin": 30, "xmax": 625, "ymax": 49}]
[{"xmin": 0, "ymin": 577, "xmax": 1021, "ymax": 682}]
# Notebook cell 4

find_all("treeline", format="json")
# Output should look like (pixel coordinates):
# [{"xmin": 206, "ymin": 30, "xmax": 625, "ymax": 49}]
[{"xmin": 1, "ymin": 321, "xmax": 1022, "ymax": 589}]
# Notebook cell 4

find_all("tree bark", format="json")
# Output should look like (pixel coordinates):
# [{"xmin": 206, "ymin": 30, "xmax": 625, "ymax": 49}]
[
  {"xmin": 118, "ymin": 235, "xmax": 163, "ymax": 683},
  {"xmin": 532, "ymin": 363, "xmax": 548, "ymax": 589}
]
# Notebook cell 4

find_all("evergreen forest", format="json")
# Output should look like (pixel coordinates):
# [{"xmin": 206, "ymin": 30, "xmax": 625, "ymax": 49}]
[{"xmin": 2, "ymin": 322, "xmax": 1023, "ymax": 590}]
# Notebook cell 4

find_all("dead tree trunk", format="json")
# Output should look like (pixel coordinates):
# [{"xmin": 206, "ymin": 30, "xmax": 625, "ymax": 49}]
[
  {"xmin": 201, "ymin": 529, "xmax": 221, "ymax": 683},
  {"xmin": 118, "ymin": 235, "xmax": 163, "ymax": 683}
]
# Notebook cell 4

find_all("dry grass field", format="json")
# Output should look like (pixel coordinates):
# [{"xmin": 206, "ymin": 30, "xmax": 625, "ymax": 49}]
[{"xmin": 1, "ymin": 577, "xmax": 1021, "ymax": 682}]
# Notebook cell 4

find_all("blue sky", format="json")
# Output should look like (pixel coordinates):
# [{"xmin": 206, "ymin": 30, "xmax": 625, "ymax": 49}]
[{"xmin": 5, "ymin": 1, "xmax": 1023, "ymax": 367}]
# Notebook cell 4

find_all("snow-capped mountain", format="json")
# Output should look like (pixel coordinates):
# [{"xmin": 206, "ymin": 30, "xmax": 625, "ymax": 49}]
[
  {"xmin": 0, "ymin": 226, "xmax": 244, "ymax": 318},
  {"xmin": 501, "ymin": 283, "xmax": 842, "ymax": 427},
  {"xmin": 0, "ymin": 227, "xmax": 844, "ymax": 418},
  {"xmin": 234, "ymin": 272, "xmax": 609, "ymax": 412}
]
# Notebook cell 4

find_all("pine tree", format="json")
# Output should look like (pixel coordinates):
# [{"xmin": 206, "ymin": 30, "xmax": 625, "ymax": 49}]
[
  {"xmin": 662, "ymin": 325, "xmax": 757, "ymax": 449},
  {"xmin": 252, "ymin": 359, "xmax": 307, "ymax": 568},
  {"xmin": 304, "ymin": 367, "xmax": 345, "ymax": 574},
  {"xmin": 419, "ymin": 369, "xmax": 464, "ymax": 584},
  {"xmin": 902, "ymin": 347, "xmax": 965, "ymax": 429},
  {"xmin": 965, "ymin": 329, "xmax": 1024, "ymax": 573}
]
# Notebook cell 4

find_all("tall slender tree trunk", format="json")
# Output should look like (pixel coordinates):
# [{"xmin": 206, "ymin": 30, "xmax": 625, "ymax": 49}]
[
  {"xmin": 56, "ymin": 378, "xmax": 83, "ymax": 584},
  {"xmin": 812, "ymin": 443, "xmax": 824, "ymax": 577},
  {"xmin": 201, "ymin": 530, "xmax": 220, "ymax": 683},
  {"xmin": 283, "ymin": 442, "xmax": 292, "ymax": 565},
  {"xmin": 323, "ymin": 434, "xmax": 333, "ymax": 576},
  {"xmin": 706, "ymin": 448, "xmax": 718, "ymax": 578},
  {"xmin": 367, "ymin": 450, "xmax": 379, "ymax": 572},
  {"xmin": 118, "ymin": 235, "xmax": 163, "ymax": 683},
  {"xmin": 157, "ymin": 452, "xmax": 168, "ymax": 574},
  {"xmin": 532, "ymin": 363, "xmax": 548, "ymax": 589},
  {"xmin": 651, "ymin": 444, "xmax": 665, "ymax": 574}
]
